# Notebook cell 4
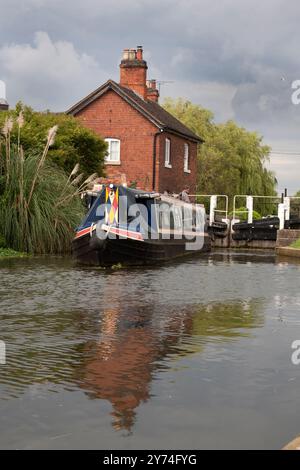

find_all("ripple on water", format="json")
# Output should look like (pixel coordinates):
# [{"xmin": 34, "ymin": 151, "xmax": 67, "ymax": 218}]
[{"xmin": 1, "ymin": 252, "xmax": 300, "ymax": 448}]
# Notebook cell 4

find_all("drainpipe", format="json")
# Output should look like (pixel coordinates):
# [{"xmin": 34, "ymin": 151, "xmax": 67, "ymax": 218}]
[{"xmin": 152, "ymin": 128, "xmax": 164, "ymax": 191}]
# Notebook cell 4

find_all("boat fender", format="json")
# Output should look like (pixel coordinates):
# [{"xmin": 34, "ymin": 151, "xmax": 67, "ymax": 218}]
[
  {"xmin": 90, "ymin": 223, "xmax": 96, "ymax": 237},
  {"xmin": 92, "ymin": 222, "xmax": 109, "ymax": 249}
]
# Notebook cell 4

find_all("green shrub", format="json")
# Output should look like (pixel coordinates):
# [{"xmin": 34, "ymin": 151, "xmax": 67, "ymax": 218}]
[
  {"xmin": 0, "ymin": 102, "xmax": 107, "ymax": 179},
  {"xmin": 0, "ymin": 248, "xmax": 27, "ymax": 258},
  {"xmin": 229, "ymin": 206, "xmax": 261, "ymax": 221},
  {"xmin": 291, "ymin": 239, "xmax": 300, "ymax": 249}
]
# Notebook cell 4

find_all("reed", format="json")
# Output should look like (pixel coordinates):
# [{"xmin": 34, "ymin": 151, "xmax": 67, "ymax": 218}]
[{"xmin": 0, "ymin": 118, "xmax": 96, "ymax": 254}]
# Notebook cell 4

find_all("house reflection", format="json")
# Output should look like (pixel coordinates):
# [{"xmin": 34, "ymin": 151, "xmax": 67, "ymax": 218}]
[
  {"xmin": 82, "ymin": 306, "xmax": 158, "ymax": 431},
  {"xmin": 79, "ymin": 299, "xmax": 264, "ymax": 432}
]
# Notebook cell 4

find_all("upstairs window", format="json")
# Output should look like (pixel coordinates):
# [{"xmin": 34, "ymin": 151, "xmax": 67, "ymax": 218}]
[
  {"xmin": 105, "ymin": 138, "xmax": 120, "ymax": 164},
  {"xmin": 184, "ymin": 143, "xmax": 191, "ymax": 173},
  {"xmin": 165, "ymin": 138, "xmax": 172, "ymax": 168}
]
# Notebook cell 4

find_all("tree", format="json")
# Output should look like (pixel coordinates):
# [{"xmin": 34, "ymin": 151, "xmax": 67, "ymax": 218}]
[
  {"xmin": 0, "ymin": 102, "xmax": 107, "ymax": 178},
  {"xmin": 163, "ymin": 98, "xmax": 277, "ymax": 212}
]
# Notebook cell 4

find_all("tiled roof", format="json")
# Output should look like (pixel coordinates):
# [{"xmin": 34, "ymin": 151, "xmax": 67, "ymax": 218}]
[{"xmin": 66, "ymin": 80, "xmax": 203, "ymax": 143}]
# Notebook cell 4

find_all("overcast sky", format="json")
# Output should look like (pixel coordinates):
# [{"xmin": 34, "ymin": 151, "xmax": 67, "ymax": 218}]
[{"xmin": 0, "ymin": 0, "xmax": 300, "ymax": 193}]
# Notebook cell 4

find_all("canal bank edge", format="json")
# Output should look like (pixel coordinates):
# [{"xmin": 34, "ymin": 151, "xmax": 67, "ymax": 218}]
[
  {"xmin": 276, "ymin": 246, "xmax": 300, "ymax": 258},
  {"xmin": 0, "ymin": 248, "xmax": 29, "ymax": 258}
]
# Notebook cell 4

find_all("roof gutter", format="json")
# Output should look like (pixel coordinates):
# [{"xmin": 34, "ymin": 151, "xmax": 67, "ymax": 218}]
[{"xmin": 163, "ymin": 127, "xmax": 203, "ymax": 144}]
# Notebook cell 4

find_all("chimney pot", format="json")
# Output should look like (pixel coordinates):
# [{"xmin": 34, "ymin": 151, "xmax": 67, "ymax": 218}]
[
  {"xmin": 146, "ymin": 80, "xmax": 159, "ymax": 102},
  {"xmin": 122, "ymin": 48, "xmax": 130, "ymax": 60},
  {"xmin": 119, "ymin": 47, "xmax": 148, "ymax": 99},
  {"xmin": 129, "ymin": 48, "xmax": 136, "ymax": 60},
  {"xmin": 136, "ymin": 46, "xmax": 143, "ymax": 60}
]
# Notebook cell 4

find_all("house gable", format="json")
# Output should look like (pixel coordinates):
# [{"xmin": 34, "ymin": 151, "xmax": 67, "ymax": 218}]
[
  {"xmin": 66, "ymin": 47, "xmax": 202, "ymax": 194},
  {"xmin": 67, "ymin": 80, "xmax": 202, "ymax": 144},
  {"xmin": 74, "ymin": 87, "xmax": 158, "ymax": 191}
]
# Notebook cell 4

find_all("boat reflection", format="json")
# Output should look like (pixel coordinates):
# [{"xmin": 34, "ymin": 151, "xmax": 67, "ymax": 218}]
[{"xmin": 79, "ymin": 299, "xmax": 264, "ymax": 431}]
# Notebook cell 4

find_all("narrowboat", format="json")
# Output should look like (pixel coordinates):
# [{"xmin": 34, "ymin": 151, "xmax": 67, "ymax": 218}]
[{"xmin": 72, "ymin": 184, "xmax": 211, "ymax": 266}]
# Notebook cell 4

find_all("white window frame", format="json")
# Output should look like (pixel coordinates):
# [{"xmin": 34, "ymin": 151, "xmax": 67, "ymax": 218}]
[
  {"xmin": 105, "ymin": 138, "xmax": 121, "ymax": 164},
  {"xmin": 165, "ymin": 138, "xmax": 172, "ymax": 168},
  {"xmin": 184, "ymin": 143, "xmax": 191, "ymax": 173}
]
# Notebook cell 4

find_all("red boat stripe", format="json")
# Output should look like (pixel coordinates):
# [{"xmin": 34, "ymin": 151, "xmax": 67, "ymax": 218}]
[
  {"xmin": 75, "ymin": 226, "xmax": 95, "ymax": 239},
  {"xmin": 102, "ymin": 224, "xmax": 144, "ymax": 241},
  {"xmin": 75, "ymin": 224, "xmax": 143, "ymax": 241}
]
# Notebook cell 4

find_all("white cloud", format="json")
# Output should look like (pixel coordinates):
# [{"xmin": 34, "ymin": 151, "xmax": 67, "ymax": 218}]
[
  {"xmin": 264, "ymin": 140, "xmax": 300, "ymax": 194},
  {"xmin": 267, "ymin": 154, "xmax": 300, "ymax": 195},
  {"xmin": 0, "ymin": 32, "xmax": 107, "ymax": 110}
]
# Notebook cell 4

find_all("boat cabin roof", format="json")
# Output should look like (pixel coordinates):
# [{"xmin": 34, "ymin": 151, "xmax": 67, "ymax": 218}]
[{"xmin": 85, "ymin": 185, "xmax": 203, "ymax": 209}]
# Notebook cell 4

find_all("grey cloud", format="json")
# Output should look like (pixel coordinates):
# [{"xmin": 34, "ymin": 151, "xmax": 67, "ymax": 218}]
[
  {"xmin": 0, "ymin": 31, "xmax": 108, "ymax": 110},
  {"xmin": 0, "ymin": 0, "xmax": 300, "ymax": 190},
  {"xmin": 266, "ymin": 154, "xmax": 300, "ymax": 195}
]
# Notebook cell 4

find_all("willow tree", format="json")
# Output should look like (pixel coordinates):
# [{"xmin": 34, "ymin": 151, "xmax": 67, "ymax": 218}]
[{"xmin": 163, "ymin": 98, "xmax": 277, "ymax": 212}]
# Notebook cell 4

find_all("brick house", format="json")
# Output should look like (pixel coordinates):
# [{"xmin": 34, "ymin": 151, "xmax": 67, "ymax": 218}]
[{"xmin": 67, "ymin": 47, "xmax": 203, "ymax": 194}]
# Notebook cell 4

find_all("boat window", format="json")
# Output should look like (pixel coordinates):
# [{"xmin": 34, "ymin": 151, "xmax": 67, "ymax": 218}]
[
  {"xmin": 160, "ymin": 209, "xmax": 170, "ymax": 230},
  {"xmin": 173, "ymin": 206, "xmax": 182, "ymax": 229},
  {"xmin": 182, "ymin": 205, "xmax": 193, "ymax": 232},
  {"xmin": 158, "ymin": 202, "xmax": 172, "ymax": 230},
  {"xmin": 135, "ymin": 198, "xmax": 157, "ymax": 233},
  {"xmin": 196, "ymin": 207, "xmax": 205, "ymax": 229}
]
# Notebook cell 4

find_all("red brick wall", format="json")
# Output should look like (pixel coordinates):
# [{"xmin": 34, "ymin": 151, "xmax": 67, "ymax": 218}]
[
  {"xmin": 75, "ymin": 89, "xmax": 198, "ymax": 194},
  {"xmin": 156, "ymin": 132, "xmax": 198, "ymax": 195},
  {"xmin": 75, "ymin": 90, "xmax": 157, "ymax": 191},
  {"xmin": 119, "ymin": 63, "xmax": 147, "ymax": 100}
]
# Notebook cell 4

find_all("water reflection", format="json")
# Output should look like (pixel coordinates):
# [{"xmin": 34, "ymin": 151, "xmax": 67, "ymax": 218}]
[
  {"xmin": 0, "ymin": 288, "xmax": 264, "ymax": 432},
  {"xmin": 3, "ymin": 253, "xmax": 300, "ymax": 449},
  {"xmin": 78, "ymin": 299, "xmax": 263, "ymax": 431}
]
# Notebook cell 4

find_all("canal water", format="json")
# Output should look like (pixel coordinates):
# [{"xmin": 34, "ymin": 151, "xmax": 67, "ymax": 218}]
[{"xmin": 0, "ymin": 251, "xmax": 300, "ymax": 450}]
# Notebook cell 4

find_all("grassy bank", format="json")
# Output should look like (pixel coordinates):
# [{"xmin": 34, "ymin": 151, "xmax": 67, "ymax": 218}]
[
  {"xmin": 0, "ymin": 248, "xmax": 28, "ymax": 258},
  {"xmin": 290, "ymin": 239, "xmax": 300, "ymax": 249}
]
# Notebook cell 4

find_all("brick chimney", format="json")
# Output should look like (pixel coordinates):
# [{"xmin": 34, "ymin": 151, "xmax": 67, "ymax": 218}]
[
  {"xmin": 146, "ymin": 79, "xmax": 159, "ymax": 103},
  {"xmin": 119, "ymin": 46, "xmax": 148, "ymax": 100}
]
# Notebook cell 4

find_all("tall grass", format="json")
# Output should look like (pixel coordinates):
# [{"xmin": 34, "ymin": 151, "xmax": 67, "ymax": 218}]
[{"xmin": 0, "ymin": 116, "xmax": 97, "ymax": 254}]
